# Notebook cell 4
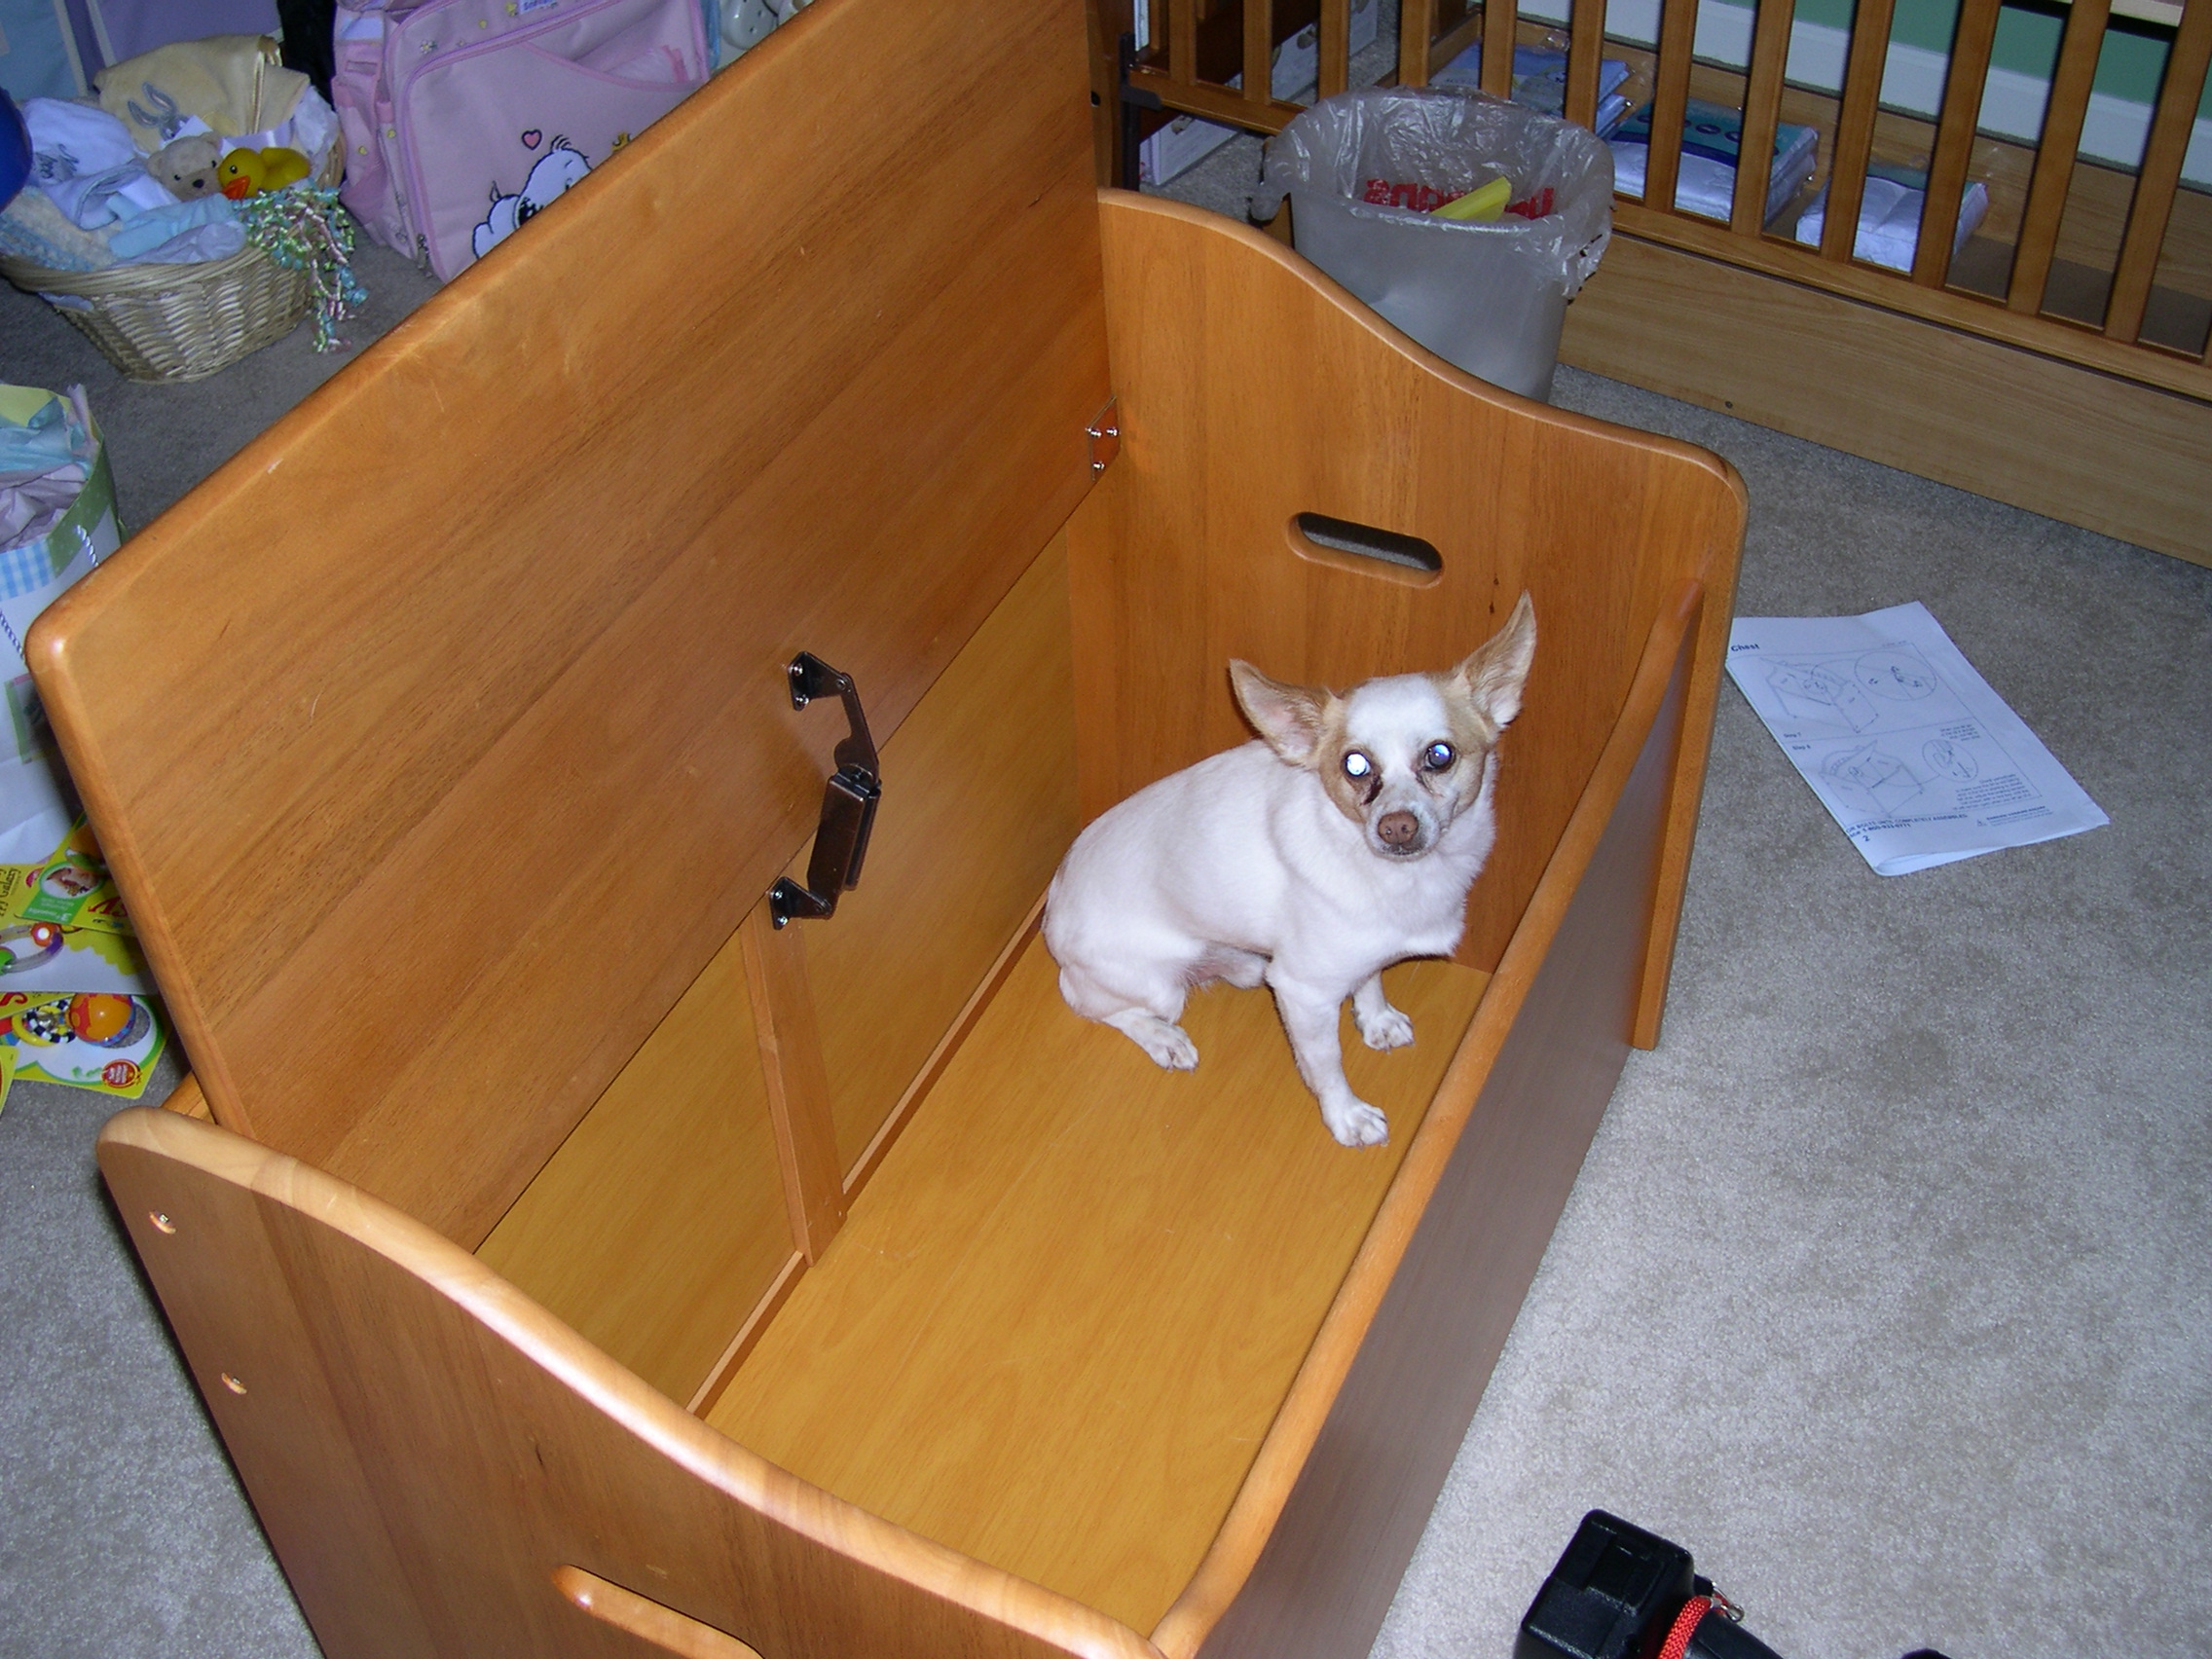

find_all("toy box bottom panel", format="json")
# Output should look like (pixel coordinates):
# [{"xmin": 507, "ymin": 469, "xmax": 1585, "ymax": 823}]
[{"xmin": 704, "ymin": 936, "xmax": 1488, "ymax": 1634}]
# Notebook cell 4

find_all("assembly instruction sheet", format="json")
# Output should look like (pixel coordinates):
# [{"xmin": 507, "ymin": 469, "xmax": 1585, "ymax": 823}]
[{"xmin": 1726, "ymin": 602, "xmax": 2107, "ymax": 875}]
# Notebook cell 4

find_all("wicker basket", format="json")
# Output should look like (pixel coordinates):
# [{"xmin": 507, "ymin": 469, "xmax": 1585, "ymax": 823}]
[
  {"xmin": 0, "ymin": 152, "xmax": 346, "ymax": 385},
  {"xmin": 0, "ymin": 241, "xmax": 314, "ymax": 383}
]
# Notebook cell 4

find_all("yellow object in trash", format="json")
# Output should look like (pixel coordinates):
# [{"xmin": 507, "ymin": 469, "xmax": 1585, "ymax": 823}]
[{"xmin": 1431, "ymin": 175, "xmax": 1513, "ymax": 221}]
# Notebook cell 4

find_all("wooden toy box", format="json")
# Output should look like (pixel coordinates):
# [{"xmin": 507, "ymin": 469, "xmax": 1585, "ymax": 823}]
[{"xmin": 31, "ymin": 2, "xmax": 1745, "ymax": 1655}]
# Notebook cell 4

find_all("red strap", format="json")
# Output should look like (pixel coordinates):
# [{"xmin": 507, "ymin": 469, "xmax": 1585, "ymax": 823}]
[{"xmin": 1657, "ymin": 1596, "xmax": 1713, "ymax": 1659}]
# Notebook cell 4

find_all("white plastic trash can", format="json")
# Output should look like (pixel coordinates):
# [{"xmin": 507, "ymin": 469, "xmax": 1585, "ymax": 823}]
[{"xmin": 1256, "ymin": 89, "xmax": 1613, "ymax": 402}]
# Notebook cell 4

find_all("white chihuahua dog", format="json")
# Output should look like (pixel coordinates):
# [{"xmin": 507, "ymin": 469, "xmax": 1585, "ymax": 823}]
[{"xmin": 1043, "ymin": 594, "xmax": 1536, "ymax": 1147}]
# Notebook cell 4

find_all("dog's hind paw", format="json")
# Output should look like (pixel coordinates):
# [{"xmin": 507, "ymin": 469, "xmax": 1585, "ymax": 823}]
[
  {"xmin": 1356, "ymin": 1003, "xmax": 1415, "ymax": 1051},
  {"xmin": 1107, "ymin": 1010, "xmax": 1199, "ymax": 1071},
  {"xmin": 1322, "ymin": 1098, "xmax": 1390, "ymax": 1148}
]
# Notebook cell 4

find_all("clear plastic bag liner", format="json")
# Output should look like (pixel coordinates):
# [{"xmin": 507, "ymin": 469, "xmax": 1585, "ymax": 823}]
[
  {"xmin": 1256, "ymin": 89, "xmax": 1612, "ymax": 398},
  {"xmin": 1257, "ymin": 87, "xmax": 1613, "ymax": 296}
]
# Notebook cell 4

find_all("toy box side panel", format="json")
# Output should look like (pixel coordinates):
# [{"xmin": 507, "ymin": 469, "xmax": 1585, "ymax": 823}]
[
  {"xmin": 1073, "ymin": 193, "xmax": 1743, "ymax": 977},
  {"xmin": 30, "ymin": 0, "xmax": 1111, "ymax": 1247},
  {"xmin": 97, "ymin": 1107, "xmax": 1163, "ymax": 1659},
  {"xmin": 1170, "ymin": 594, "xmax": 1698, "ymax": 1659}
]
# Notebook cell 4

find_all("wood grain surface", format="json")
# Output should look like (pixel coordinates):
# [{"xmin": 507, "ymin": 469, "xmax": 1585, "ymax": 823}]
[
  {"xmin": 740, "ymin": 905, "xmax": 847, "ymax": 1265},
  {"xmin": 2106, "ymin": 0, "xmax": 2212, "ymax": 343},
  {"xmin": 1124, "ymin": 0, "xmax": 2207, "ymax": 396},
  {"xmin": 1566, "ymin": 0, "xmax": 1608, "ymax": 129},
  {"xmin": 1562, "ymin": 230, "xmax": 2212, "ymax": 566},
  {"xmin": 1641, "ymin": 0, "xmax": 1700, "ymax": 224},
  {"xmin": 1178, "ymin": 599, "xmax": 1694, "ymax": 1659},
  {"xmin": 2007, "ymin": 0, "xmax": 2114, "ymax": 313},
  {"xmin": 1819, "ymin": 0, "xmax": 1898, "ymax": 264},
  {"xmin": 98, "ymin": 1107, "xmax": 1163, "ymax": 1659},
  {"xmin": 1482, "ymin": 0, "xmax": 1520, "ymax": 98},
  {"xmin": 1731, "ymin": 0, "xmax": 1795, "ymax": 236},
  {"xmin": 1071, "ymin": 193, "xmax": 1745, "ymax": 975},
  {"xmin": 797, "ymin": 535, "xmax": 1081, "ymax": 1179},
  {"xmin": 1609, "ymin": 193, "xmax": 2212, "ymax": 403},
  {"xmin": 708, "ymin": 942, "xmax": 1491, "ymax": 1635},
  {"xmin": 30, "ymin": 0, "xmax": 1110, "ymax": 1247},
  {"xmin": 1915, "ymin": 0, "xmax": 2003, "ymax": 287},
  {"xmin": 65, "ymin": 6, "xmax": 1766, "ymax": 1652},
  {"xmin": 553, "ymin": 1567, "xmax": 767, "ymax": 1659},
  {"xmin": 1398, "ymin": 0, "xmax": 1436, "ymax": 86},
  {"xmin": 477, "ymin": 927, "xmax": 792, "ymax": 1405}
]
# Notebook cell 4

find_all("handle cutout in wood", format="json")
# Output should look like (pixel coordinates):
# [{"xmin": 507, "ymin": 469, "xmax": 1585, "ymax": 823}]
[
  {"xmin": 1287, "ymin": 513, "xmax": 1444, "ymax": 586},
  {"xmin": 554, "ymin": 1566, "xmax": 765, "ymax": 1659}
]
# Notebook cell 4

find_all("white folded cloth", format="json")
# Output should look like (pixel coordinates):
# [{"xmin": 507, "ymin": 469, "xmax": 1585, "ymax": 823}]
[
  {"xmin": 1793, "ymin": 176, "xmax": 1990, "ymax": 272},
  {"xmin": 21, "ymin": 98, "xmax": 174, "ymax": 229}
]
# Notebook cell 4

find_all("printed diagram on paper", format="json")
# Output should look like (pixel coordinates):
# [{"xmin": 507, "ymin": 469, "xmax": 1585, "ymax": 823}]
[
  {"xmin": 1761, "ymin": 645, "xmax": 2025, "ymax": 821},
  {"xmin": 1727, "ymin": 603, "xmax": 2106, "ymax": 874}
]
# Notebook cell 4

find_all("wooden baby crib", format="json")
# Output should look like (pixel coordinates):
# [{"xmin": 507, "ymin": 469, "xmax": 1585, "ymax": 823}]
[
  {"xmin": 1102, "ymin": 0, "xmax": 2212, "ymax": 565},
  {"xmin": 37, "ymin": 1, "xmax": 1744, "ymax": 1655}
]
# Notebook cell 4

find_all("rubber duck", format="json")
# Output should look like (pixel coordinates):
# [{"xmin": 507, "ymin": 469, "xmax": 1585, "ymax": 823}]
[{"xmin": 217, "ymin": 146, "xmax": 313, "ymax": 200}]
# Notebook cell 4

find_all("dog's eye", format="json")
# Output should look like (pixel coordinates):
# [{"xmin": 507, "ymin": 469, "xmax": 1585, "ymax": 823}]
[
  {"xmin": 1342, "ymin": 751, "xmax": 1373, "ymax": 780},
  {"xmin": 1423, "ymin": 742, "xmax": 1456, "ymax": 771}
]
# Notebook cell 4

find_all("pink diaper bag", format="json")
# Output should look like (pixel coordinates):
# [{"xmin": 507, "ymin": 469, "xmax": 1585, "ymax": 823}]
[{"xmin": 332, "ymin": 0, "xmax": 711, "ymax": 281}]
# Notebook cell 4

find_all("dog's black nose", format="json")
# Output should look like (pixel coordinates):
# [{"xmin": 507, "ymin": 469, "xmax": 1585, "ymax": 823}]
[{"xmin": 1378, "ymin": 811, "xmax": 1419, "ymax": 848}]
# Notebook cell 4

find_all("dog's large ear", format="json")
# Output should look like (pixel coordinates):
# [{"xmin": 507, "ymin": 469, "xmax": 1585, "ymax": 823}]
[
  {"xmin": 1450, "ymin": 592, "xmax": 1537, "ymax": 729},
  {"xmin": 1230, "ymin": 660, "xmax": 1329, "ymax": 764}
]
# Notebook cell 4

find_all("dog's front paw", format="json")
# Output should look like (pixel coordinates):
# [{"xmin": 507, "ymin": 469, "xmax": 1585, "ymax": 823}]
[
  {"xmin": 1321, "ymin": 1097, "xmax": 1390, "ymax": 1148},
  {"xmin": 1356, "ymin": 1002, "xmax": 1415, "ymax": 1051},
  {"xmin": 1108, "ymin": 1010, "xmax": 1199, "ymax": 1071}
]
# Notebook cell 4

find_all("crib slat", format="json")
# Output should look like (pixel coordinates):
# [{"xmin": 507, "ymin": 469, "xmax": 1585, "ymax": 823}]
[
  {"xmin": 1400, "ymin": 0, "xmax": 1436, "ymax": 87},
  {"xmin": 1244, "ymin": 0, "xmax": 1275, "ymax": 102},
  {"xmin": 1484, "ymin": 0, "xmax": 1521, "ymax": 98},
  {"xmin": 1565, "ymin": 0, "xmax": 1606, "ymax": 128},
  {"xmin": 1913, "ymin": 0, "xmax": 2002, "ymax": 285},
  {"xmin": 1642, "ymin": 0, "xmax": 1701, "ymax": 216},
  {"xmin": 1823, "ymin": 0, "xmax": 1897, "ymax": 262},
  {"xmin": 2008, "ymin": 0, "xmax": 2112, "ymax": 313},
  {"xmin": 1428, "ymin": 7, "xmax": 1489, "ymax": 75},
  {"xmin": 1320, "ymin": 0, "xmax": 1351, "ymax": 97},
  {"xmin": 1169, "ymin": 0, "xmax": 1196, "ymax": 84},
  {"xmin": 1731, "ymin": 0, "xmax": 1796, "ymax": 235},
  {"xmin": 2107, "ymin": 0, "xmax": 2212, "ymax": 343}
]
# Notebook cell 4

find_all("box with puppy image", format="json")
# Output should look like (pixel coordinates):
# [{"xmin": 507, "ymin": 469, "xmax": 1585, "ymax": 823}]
[{"xmin": 35, "ymin": 1, "xmax": 1746, "ymax": 1655}]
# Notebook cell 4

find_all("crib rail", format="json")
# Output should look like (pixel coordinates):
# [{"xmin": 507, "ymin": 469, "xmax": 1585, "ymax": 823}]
[
  {"xmin": 1099, "ymin": 0, "xmax": 2212, "ymax": 402},
  {"xmin": 2112, "ymin": 0, "xmax": 2212, "ymax": 341}
]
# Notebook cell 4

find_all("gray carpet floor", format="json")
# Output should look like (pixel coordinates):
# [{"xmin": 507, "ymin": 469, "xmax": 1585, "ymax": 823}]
[{"xmin": 1, "ymin": 193, "xmax": 2206, "ymax": 1659}]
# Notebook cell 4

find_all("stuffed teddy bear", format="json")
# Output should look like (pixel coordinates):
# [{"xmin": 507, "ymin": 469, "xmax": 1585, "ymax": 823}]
[{"xmin": 148, "ymin": 132, "xmax": 222, "ymax": 200}]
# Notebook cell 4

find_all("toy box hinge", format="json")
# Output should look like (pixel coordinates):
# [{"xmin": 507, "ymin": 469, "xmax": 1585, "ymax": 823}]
[{"xmin": 1088, "ymin": 397, "xmax": 1122, "ymax": 476}]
